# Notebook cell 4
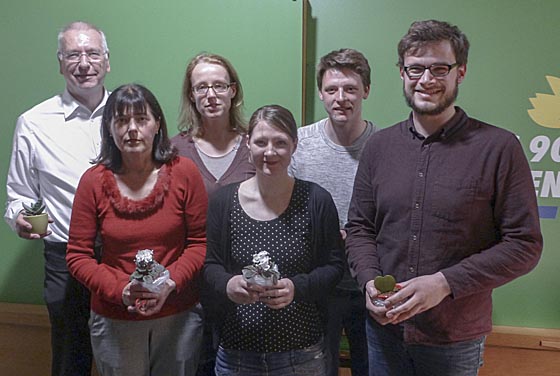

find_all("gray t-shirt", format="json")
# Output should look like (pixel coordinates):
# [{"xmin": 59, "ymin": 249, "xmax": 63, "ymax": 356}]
[
  {"xmin": 289, "ymin": 118, "xmax": 377, "ymax": 290},
  {"xmin": 290, "ymin": 118, "xmax": 377, "ymax": 228}
]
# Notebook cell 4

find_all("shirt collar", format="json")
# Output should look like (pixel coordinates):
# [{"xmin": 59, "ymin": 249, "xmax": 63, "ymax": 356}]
[
  {"xmin": 406, "ymin": 106, "xmax": 468, "ymax": 142},
  {"xmin": 408, "ymin": 124, "xmax": 427, "ymax": 140},
  {"xmin": 61, "ymin": 88, "xmax": 109, "ymax": 120}
]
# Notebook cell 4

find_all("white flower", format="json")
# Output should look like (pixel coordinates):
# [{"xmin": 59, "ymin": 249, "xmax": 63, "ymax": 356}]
[
  {"xmin": 135, "ymin": 249, "xmax": 154, "ymax": 270},
  {"xmin": 243, "ymin": 251, "xmax": 280, "ymax": 286},
  {"xmin": 253, "ymin": 251, "xmax": 271, "ymax": 271}
]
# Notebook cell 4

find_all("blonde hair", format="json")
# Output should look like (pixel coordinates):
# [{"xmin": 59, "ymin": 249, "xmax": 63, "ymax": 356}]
[{"xmin": 178, "ymin": 53, "xmax": 245, "ymax": 136}]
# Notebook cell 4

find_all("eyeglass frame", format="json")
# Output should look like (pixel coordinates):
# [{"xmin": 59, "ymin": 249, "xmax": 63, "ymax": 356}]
[
  {"xmin": 401, "ymin": 63, "xmax": 460, "ymax": 79},
  {"xmin": 191, "ymin": 82, "xmax": 235, "ymax": 96},
  {"xmin": 57, "ymin": 50, "xmax": 108, "ymax": 63}
]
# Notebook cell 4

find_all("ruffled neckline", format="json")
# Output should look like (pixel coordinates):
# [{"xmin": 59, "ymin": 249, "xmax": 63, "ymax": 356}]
[{"xmin": 101, "ymin": 158, "xmax": 175, "ymax": 218}]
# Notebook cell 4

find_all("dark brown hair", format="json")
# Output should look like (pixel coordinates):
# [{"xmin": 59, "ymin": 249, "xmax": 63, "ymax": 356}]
[
  {"xmin": 248, "ymin": 105, "xmax": 297, "ymax": 142},
  {"xmin": 397, "ymin": 20, "xmax": 470, "ymax": 67},
  {"xmin": 95, "ymin": 84, "xmax": 176, "ymax": 171},
  {"xmin": 316, "ymin": 48, "xmax": 371, "ymax": 90}
]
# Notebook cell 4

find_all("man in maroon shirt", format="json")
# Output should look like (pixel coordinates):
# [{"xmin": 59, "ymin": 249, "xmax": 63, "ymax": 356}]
[{"xmin": 346, "ymin": 20, "xmax": 543, "ymax": 376}]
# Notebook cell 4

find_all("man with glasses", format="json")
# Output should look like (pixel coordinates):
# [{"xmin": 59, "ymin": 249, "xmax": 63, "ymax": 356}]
[
  {"xmin": 290, "ymin": 48, "xmax": 375, "ymax": 376},
  {"xmin": 346, "ymin": 20, "xmax": 542, "ymax": 376},
  {"xmin": 5, "ymin": 21, "xmax": 110, "ymax": 375}
]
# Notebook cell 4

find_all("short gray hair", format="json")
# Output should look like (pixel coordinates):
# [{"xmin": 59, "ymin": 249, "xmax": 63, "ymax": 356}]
[{"xmin": 57, "ymin": 21, "xmax": 109, "ymax": 56}]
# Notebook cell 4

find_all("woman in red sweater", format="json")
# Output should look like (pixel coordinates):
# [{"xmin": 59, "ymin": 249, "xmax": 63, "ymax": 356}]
[{"xmin": 67, "ymin": 84, "xmax": 208, "ymax": 375}]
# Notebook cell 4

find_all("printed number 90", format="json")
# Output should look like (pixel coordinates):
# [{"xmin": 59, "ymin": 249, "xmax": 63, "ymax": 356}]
[{"xmin": 530, "ymin": 136, "xmax": 560, "ymax": 163}]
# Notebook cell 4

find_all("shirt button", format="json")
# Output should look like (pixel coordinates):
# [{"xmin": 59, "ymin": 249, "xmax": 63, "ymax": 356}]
[
  {"xmin": 414, "ymin": 202, "xmax": 420, "ymax": 209},
  {"xmin": 409, "ymin": 266, "xmax": 415, "ymax": 273},
  {"xmin": 418, "ymin": 172, "xmax": 424, "ymax": 177},
  {"xmin": 411, "ymin": 234, "xmax": 417, "ymax": 241}
]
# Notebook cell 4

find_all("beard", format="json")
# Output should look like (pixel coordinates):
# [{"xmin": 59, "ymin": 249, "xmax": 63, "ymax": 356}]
[{"xmin": 404, "ymin": 81, "xmax": 459, "ymax": 116}]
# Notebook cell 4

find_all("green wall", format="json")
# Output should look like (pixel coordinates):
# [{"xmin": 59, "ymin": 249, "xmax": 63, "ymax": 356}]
[
  {"xmin": 305, "ymin": 0, "xmax": 560, "ymax": 329},
  {"xmin": 2, "ymin": 0, "xmax": 558, "ymax": 330},
  {"xmin": 0, "ymin": 0, "xmax": 302, "ymax": 302}
]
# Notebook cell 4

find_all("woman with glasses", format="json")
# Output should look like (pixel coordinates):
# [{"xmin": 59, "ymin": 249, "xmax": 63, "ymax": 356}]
[
  {"xmin": 203, "ymin": 105, "xmax": 344, "ymax": 376},
  {"xmin": 66, "ymin": 84, "xmax": 207, "ymax": 375},
  {"xmin": 172, "ymin": 52, "xmax": 255, "ymax": 376},
  {"xmin": 171, "ymin": 53, "xmax": 255, "ymax": 198}
]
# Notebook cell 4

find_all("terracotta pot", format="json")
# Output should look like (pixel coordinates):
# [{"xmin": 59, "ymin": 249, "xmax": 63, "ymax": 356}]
[{"xmin": 23, "ymin": 213, "xmax": 48, "ymax": 235}]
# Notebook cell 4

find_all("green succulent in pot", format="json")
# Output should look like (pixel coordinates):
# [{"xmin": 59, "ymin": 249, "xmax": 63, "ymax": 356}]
[
  {"xmin": 371, "ymin": 275, "xmax": 403, "ymax": 308},
  {"xmin": 22, "ymin": 198, "xmax": 48, "ymax": 235},
  {"xmin": 22, "ymin": 198, "xmax": 46, "ymax": 216}
]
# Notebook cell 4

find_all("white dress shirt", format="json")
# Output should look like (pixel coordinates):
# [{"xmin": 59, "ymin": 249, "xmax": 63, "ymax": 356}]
[{"xmin": 4, "ymin": 89, "xmax": 108, "ymax": 242}]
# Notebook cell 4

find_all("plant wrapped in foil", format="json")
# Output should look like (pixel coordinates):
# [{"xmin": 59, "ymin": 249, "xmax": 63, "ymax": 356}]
[
  {"xmin": 129, "ymin": 249, "xmax": 170, "ymax": 293},
  {"xmin": 242, "ymin": 251, "xmax": 280, "ymax": 286}
]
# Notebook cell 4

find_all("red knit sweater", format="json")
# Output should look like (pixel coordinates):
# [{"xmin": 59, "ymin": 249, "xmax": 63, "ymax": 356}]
[{"xmin": 67, "ymin": 156, "xmax": 208, "ymax": 320}]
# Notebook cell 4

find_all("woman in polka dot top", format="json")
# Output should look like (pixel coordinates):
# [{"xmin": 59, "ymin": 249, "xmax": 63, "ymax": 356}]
[{"xmin": 202, "ymin": 104, "xmax": 345, "ymax": 375}]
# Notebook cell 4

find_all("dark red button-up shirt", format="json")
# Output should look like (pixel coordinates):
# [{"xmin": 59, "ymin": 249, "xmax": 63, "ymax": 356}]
[{"xmin": 346, "ymin": 107, "xmax": 543, "ymax": 344}]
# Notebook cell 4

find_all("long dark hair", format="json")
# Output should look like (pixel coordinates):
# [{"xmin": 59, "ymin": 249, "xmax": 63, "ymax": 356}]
[{"xmin": 94, "ymin": 84, "xmax": 176, "ymax": 171}]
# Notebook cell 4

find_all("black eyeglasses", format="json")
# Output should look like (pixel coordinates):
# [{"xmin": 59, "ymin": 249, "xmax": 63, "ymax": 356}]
[
  {"xmin": 402, "ymin": 63, "xmax": 460, "ymax": 79},
  {"xmin": 192, "ymin": 83, "xmax": 234, "ymax": 95}
]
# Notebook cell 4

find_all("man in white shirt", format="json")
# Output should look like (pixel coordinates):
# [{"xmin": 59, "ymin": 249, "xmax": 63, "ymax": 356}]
[
  {"xmin": 289, "ymin": 48, "xmax": 377, "ymax": 376},
  {"xmin": 4, "ymin": 21, "xmax": 110, "ymax": 376}
]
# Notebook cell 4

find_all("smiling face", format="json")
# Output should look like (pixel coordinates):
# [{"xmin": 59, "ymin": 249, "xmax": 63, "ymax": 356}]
[
  {"xmin": 58, "ymin": 28, "xmax": 110, "ymax": 99},
  {"xmin": 190, "ymin": 62, "xmax": 236, "ymax": 123},
  {"xmin": 319, "ymin": 68, "xmax": 370, "ymax": 127},
  {"xmin": 401, "ymin": 40, "xmax": 466, "ymax": 117},
  {"xmin": 110, "ymin": 105, "xmax": 160, "ymax": 158},
  {"xmin": 248, "ymin": 121, "xmax": 296, "ymax": 177}
]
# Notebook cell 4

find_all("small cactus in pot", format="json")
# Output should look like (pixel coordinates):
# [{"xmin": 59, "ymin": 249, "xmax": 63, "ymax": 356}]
[
  {"xmin": 371, "ymin": 275, "xmax": 403, "ymax": 308},
  {"xmin": 22, "ymin": 198, "xmax": 48, "ymax": 235}
]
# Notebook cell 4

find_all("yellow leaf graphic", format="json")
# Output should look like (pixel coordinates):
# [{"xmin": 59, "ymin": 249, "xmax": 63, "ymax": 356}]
[{"xmin": 528, "ymin": 76, "xmax": 560, "ymax": 128}]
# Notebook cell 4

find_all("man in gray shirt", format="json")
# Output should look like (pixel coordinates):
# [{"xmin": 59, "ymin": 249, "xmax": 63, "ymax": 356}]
[{"xmin": 289, "ymin": 48, "xmax": 376, "ymax": 376}]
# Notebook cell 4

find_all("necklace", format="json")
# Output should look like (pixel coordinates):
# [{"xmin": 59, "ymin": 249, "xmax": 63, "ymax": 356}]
[{"xmin": 194, "ymin": 135, "xmax": 241, "ymax": 158}]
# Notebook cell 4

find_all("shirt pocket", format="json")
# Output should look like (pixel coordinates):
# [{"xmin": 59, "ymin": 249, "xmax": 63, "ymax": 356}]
[{"xmin": 431, "ymin": 176, "xmax": 480, "ymax": 223}]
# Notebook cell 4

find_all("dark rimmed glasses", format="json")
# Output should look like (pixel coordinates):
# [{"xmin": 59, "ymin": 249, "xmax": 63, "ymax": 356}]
[
  {"xmin": 192, "ymin": 83, "xmax": 234, "ymax": 95},
  {"xmin": 403, "ymin": 63, "xmax": 460, "ymax": 79}
]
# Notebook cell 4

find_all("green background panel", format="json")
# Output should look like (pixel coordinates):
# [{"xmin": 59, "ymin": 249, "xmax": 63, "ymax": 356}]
[
  {"xmin": 305, "ymin": 0, "xmax": 559, "ymax": 329},
  {"xmin": 0, "ymin": 0, "xmax": 303, "ymax": 303},
  {"xmin": 1, "ymin": 0, "xmax": 559, "ymax": 330}
]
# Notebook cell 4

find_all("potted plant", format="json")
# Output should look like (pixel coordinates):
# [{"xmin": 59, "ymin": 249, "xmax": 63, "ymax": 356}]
[
  {"xmin": 130, "ymin": 249, "xmax": 169, "ymax": 289},
  {"xmin": 129, "ymin": 249, "xmax": 170, "ymax": 312},
  {"xmin": 242, "ymin": 251, "xmax": 280, "ymax": 286},
  {"xmin": 371, "ymin": 275, "xmax": 402, "ymax": 307},
  {"xmin": 22, "ymin": 198, "xmax": 48, "ymax": 235}
]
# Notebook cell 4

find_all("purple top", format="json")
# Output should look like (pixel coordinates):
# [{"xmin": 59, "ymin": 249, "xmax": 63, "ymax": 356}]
[
  {"xmin": 171, "ymin": 132, "xmax": 255, "ymax": 197},
  {"xmin": 346, "ymin": 107, "xmax": 542, "ymax": 345}
]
